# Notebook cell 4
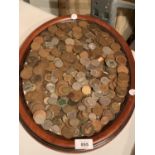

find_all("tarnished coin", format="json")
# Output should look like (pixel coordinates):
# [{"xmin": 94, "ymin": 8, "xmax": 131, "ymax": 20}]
[
  {"xmin": 116, "ymin": 55, "xmax": 127, "ymax": 65},
  {"xmin": 88, "ymin": 43, "xmax": 96, "ymax": 50},
  {"xmin": 42, "ymin": 119, "xmax": 53, "ymax": 130},
  {"xmin": 20, "ymin": 66, "xmax": 33, "ymax": 80},
  {"xmin": 58, "ymin": 97, "xmax": 68, "ymax": 106},
  {"xmin": 80, "ymin": 57, "xmax": 90, "ymax": 67},
  {"xmin": 102, "ymin": 46, "xmax": 114, "ymax": 56},
  {"xmin": 33, "ymin": 36, "xmax": 44, "ymax": 44},
  {"xmin": 92, "ymin": 103, "xmax": 103, "ymax": 118},
  {"xmin": 23, "ymin": 81, "xmax": 36, "ymax": 93},
  {"xmin": 75, "ymin": 71, "xmax": 86, "ymax": 82},
  {"xmin": 50, "ymin": 124, "xmax": 61, "ymax": 135},
  {"xmin": 90, "ymin": 68, "xmax": 102, "ymax": 78},
  {"xmin": 72, "ymin": 81, "xmax": 82, "ymax": 91},
  {"xmin": 79, "ymin": 20, "xmax": 88, "ymax": 28},
  {"xmin": 33, "ymin": 110, "xmax": 46, "ymax": 124},
  {"xmin": 48, "ymin": 25, "xmax": 58, "ymax": 34},
  {"xmin": 79, "ymin": 51, "xmax": 89, "ymax": 58},
  {"xmin": 81, "ymin": 122, "xmax": 95, "ymax": 137},
  {"xmin": 78, "ymin": 104, "xmax": 86, "ymax": 111},
  {"xmin": 117, "ymin": 65, "xmax": 129, "ymax": 74},
  {"xmin": 51, "ymin": 37, "xmax": 59, "ymax": 46},
  {"xmin": 90, "ymin": 59, "xmax": 100, "ymax": 67},
  {"xmin": 48, "ymin": 104, "xmax": 61, "ymax": 116},
  {"xmin": 69, "ymin": 118, "xmax": 80, "ymax": 127},
  {"xmin": 44, "ymin": 73, "xmax": 52, "ymax": 82},
  {"xmin": 105, "ymin": 59, "xmax": 117, "ymax": 68},
  {"xmin": 46, "ymin": 83, "xmax": 55, "ymax": 93},
  {"xmin": 82, "ymin": 85, "xmax": 91, "ymax": 95},
  {"xmin": 111, "ymin": 102, "xmax": 121, "ymax": 113},
  {"xmin": 92, "ymin": 120, "xmax": 102, "ymax": 132},
  {"xmin": 101, "ymin": 116, "xmax": 110, "ymax": 126},
  {"xmin": 61, "ymin": 126, "xmax": 75, "ymax": 139},
  {"xmin": 100, "ymin": 77, "xmax": 110, "ymax": 85},
  {"xmin": 84, "ymin": 96, "xmax": 97, "ymax": 108},
  {"xmin": 89, "ymin": 113, "xmax": 97, "ymax": 121},
  {"xmin": 110, "ymin": 42, "xmax": 121, "ymax": 52},
  {"xmin": 54, "ymin": 58, "xmax": 63, "ymax": 68},
  {"xmin": 68, "ymin": 90, "xmax": 83, "ymax": 102},
  {"xmin": 65, "ymin": 38, "xmax": 75, "ymax": 45},
  {"xmin": 99, "ymin": 96, "xmax": 111, "ymax": 106},
  {"xmin": 31, "ymin": 41, "xmax": 41, "ymax": 51}
]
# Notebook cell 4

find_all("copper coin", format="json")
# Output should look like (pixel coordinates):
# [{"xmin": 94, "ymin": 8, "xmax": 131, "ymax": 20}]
[
  {"xmin": 33, "ymin": 110, "xmax": 46, "ymax": 124},
  {"xmin": 20, "ymin": 66, "xmax": 33, "ymax": 80},
  {"xmin": 116, "ymin": 55, "xmax": 127, "ymax": 65},
  {"xmin": 31, "ymin": 41, "xmax": 41, "ymax": 51},
  {"xmin": 110, "ymin": 42, "xmax": 121, "ymax": 52},
  {"xmin": 117, "ymin": 65, "xmax": 129, "ymax": 74},
  {"xmin": 33, "ymin": 36, "xmax": 44, "ymax": 45}
]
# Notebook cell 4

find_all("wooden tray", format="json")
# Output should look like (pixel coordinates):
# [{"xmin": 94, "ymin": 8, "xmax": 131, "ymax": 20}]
[{"xmin": 19, "ymin": 15, "xmax": 135, "ymax": 153}]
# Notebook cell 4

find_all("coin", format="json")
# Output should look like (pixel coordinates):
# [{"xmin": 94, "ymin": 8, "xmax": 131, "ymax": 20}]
[
  {"xmin": 54, "ymin": 58, "xmax": 63, "ymax": 68},
  {"xmin": 92, "ymin": 120, "xmax": 102, "ymax": 132},
  {"xmin": 82, "ymin": 85, "xmax": 91, "ymax": 95},
  {"xmin": 90, "ymin": 68, "xmax": 102, "ymax": 78},
  {"xmin": 61, "ymin": 126, "xmax": 75, "ymax": 139},
  {"xmin": 81, "ymin": 122, "xmax": 95, "ymax": 137},
  {"xmin": 58, "ymin": 97, "xmax": 68, "ymax": 106},
  {"xmin": 48, "ymin": 25, "xmax": 58, "ymax": 34},
  {"xmin": 111, "ymin": 102, "xmax": 121, "ymax": 113},
  {"xmin": 110, "ymin": 42, "xmax": 121, "ymax": 52},
  {"xmin": 117, "ymin": 65, "xmax": 129, "ymax": 74},
  {"xmin": 102, "ymin": 46, "xmax": 114, "ymax": 56},
  {"xmin": 72, "ymin": 82, "xmax": 82, "ymax": 91},
  {"xmin": 79, "ymin": 51, "xmax": 89, "ymax": 58},
  {"xmin": 84, "ymin": 96, "xmax": 97, "ymax": 108},
  {"xmin": 105, "ymin": 59, "xmax": 117, "ymax": 68},
  {"xmin": 100, "ymin": 116, "xmax": 110, "ymax": 126},
  {"xmin": 66, "ymin": 45, "xmax": 73, "ymax": 53},
  {"xmin": 44, "ymin": 73, "xmax": 52, "ymax": 82},
  {"xmin": 48, "ymin": 104, "xmax": 61, "ymax": 116},
  {"xmin": 99, "ymin": 96, "xmax": 111, "ymax": 106},
  {"xmin": 89, "ymin": 113, "xmax": 97, "ymax": 121},
  {"xmin": 80, "ymin": 57, "xmax": 90, "ymax": 67},
  {"xmin": 42, "ymin": 119, "xmax": 53, "ymax": 130},
  {"xmin": 50, "ymin": 124, "xmax": 61, "ymax": 135},
  {"xmin": 69, "ymin": 118, "xmax": 80, "ymax": 127},
  {"xmin": 31, "ymin": 42, "xmax": 41, "ymax": 51},
  {"xmin": 88, "ymin": 43, "xmax": 96, "ymax": 50},
  {"xmin": 20, "ymin": 66, "xmax": 33, "ymax": 80},
  {"xmin": 92, "ymin": 103, "xmax": 103, "ymax": 118},
  {"xmin": 79, "ymin": 21, "xmax": 88, "ymax": 28},
  {"xmin": 68, "ymin": 90, "xmax": 83, "ymax": 102},
  {"xmin": 75, "ymin": 71, "xmax": 86, "ymax": 82},
  {"xmin": 23, "ymin": 81, "xmax": 36, "ymax": 93},
  {"xmin": 90, "ymin": 59, "xmax": 100, "ymax": 67},
  {"xmin": 65, "ymin": 38, "xmax": 75, "ymax": 45},
  {"xmin": 100, "ymin": 77, "xmax": 110, "ymax": 85},
  {"xmin": 46, "ymin": 83, "xmax": 55, "ymax": 93},
  {"xmin": 116, "ymin": 55, "xmax": 127, "ymax": 65},
  {"xmin": 33, "ymin": 36, "xmax": 44, "ymax": 45},
  {"xmin": 33, "ymin": 110, "xmax": 46, "ymax": 124},
  {"xmin": 78, "ymin": 104, "xmax": 86, "ymax": 111},
  {"xmin": 51, "ymin": 37, "xmax": 59, "ymax": 46}
]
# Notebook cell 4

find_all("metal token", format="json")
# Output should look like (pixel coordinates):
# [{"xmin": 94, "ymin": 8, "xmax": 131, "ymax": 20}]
[
  {"xmin": 72, "ymin": 82, "xmax": 82, "ymax": 91},
  {"xmin": 46, "ymin": 83, "xmax": 55, "ymax": 93},
  {"xmin": 33, "ymin": 110, "xmax": 46, "ymax": 124}
]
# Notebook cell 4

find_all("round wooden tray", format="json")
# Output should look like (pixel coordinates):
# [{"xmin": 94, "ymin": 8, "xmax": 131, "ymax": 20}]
[{"xmin": 19, "ymin": 15, "xmax": 135, "ymax": 153}]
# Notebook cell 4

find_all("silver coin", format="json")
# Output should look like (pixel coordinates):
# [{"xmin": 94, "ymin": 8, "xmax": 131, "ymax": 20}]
[
  {"xmin": 65, "ymin": 38, "xmax": 75, "ymax": 45},
  {"xmin": 46, "ymin": 83, "xmax": 55, "ymax": 93},
  {"xmin": 54, "ymin": 58, "xmax": 63, "ymax": 68},
  {"xmin": 51, "ymin": 37, "xmax": 59, "ymax": 46},
  {"xmin": 102, "ymin": 46, "xmax": 114, "ymax": 56},
  {"xmin": 50, "ymin": 125, "xmax": 61, "ymax": 135},
  {"xmin": 89, "ymin": 113, "xmax": 97, "ymax": 121},
  {"xmin": 72, "ymin": 82, "xmax": 82, "ymax": 91},
  {"xmin": 84, "ymin": 97, "xmax": 97, "ymax": 108},
  {"xmin": 101, "ymin": 77, "xmax": 110, "ymax": 85},
  {"xmin": 75, "ymin": 71, "xmax": 86, "ymax": 82},
  {"xmin": 90, "ymin": 59, "xmax": 100, "ymax": 67},
  {"xmin": 99, "ymin": 96, "xmax": 111, "ymax": 106},
  {"xmin": 23, "ymin": 81, "xmax": 36, "ymax": 93},
  {"xmin": 88, "ymin": 43, "xmax": 96, "ymax": 50},
  {"xmin": 44, "ymin": 41, "xmax": 54, "ymax": 49},
  {"xmin": 106, "ymin": 59, "xmax": 117, "ymax": 68}
]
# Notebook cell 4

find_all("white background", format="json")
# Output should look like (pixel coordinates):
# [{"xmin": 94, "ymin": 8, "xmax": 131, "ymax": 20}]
[{"xmin": 0, "ymin": 0, "xmax": 155, "ymax": 155}]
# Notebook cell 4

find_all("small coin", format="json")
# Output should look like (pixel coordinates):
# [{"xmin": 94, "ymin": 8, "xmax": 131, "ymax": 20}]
[
  {"xmin": 89, "ymin": 113, "xmax": 97, "ymax": 121},
  {"xmin": 65, "ymin": 38, "xmax": 75, "ymax": 45},
  {"xmin": 111, "ymin": 102, "xmax": 121, "ymax": 113},
  {"xmin": 61, "ymin": 126, "xmax": 75, "ymax": 139},
  {"xmin": 101, "ymin": 116, "xmax": 110, "ymax": 126},
  {"xmin": 90, "ymin": 68, "xmax": 102, "ymax": 78},
  {"xmin": 84, "ymin": 96, "xmax": 97, "ymax": 108},
  {"xmin": 48, "ymin": 104, "xmax": 61, "ymax": 116},
  {"xmin": 48, "ymin": 25, "xmax": 58, "ymax": 34},
  {"xmin": 88, "ymin": 43, "xmax": 96, "ymax": 50},
  {"xmin": 117, "ymin": 65, "xmax": 129, "ymax": 74},
  {"xmin": 58, "ymin": 97, "xmax": 68, "ymax": 106},
  {"xmin": 110, "ymin": 42, "xmax": 121, "ymax": 52},
  {"xmin": 54, "ymin": 58, "xmax": 63, "ymax": 68},
  {"xmin": 23, "ymin": 81, "xmax": 36, "ymax": 93},
  {"xmin": 72, "ymin": 82, "xmax": 82, "ymax": 91},
  {"xmin": 75, "ymin": 71, "xmax": 86, "ymax": 82},
  {"xmin": 99, "ymin": 96, "xmax": 111, "ymax": 106},
  {"xmin": 79, "ymin": 51, "xmax": 89, "ymax": 58},
  {"xmin": 82, "ymin": 85, "xmax": 91, "ymax": 95},
  {"xmin": 33, "ymin": 36, "xmax": 44, "ymax": 44},
  {"xmin": 20, "ymin": 66, "xmax": 33, "ymax": 80},
  {"xmin": 78, "ymin": 104, "xmax": 86, "ymax": 111},
  {"xmin": 78, "ymin": 21, "xmax": 88, "ymax": 28},
  {"xmin": 44, "ymin": 41, "xmax": 54, "ymax": 49},
  {"xmin": 42, "ymin": 119, "xmax": 53, "ymax": 130},
  {"xmin": 46, "ymin": 83, "xmax": 55, "ymax": 93},
  {"xmin": 51, "ymin": 75, "xmax": 58, "ymax": 83},
  {"xmin": 31, "ymin": 42, "xmax": 41, "ymax": 51},
  {"xmin": 51, "ymin": 37, "xmax": 59, "ymax": 46},
  {"xmin": 92, "ymin": 103, "xmax": 103, "ymax": 118},
  {"xmin": 92, "ymin": 120, "xmax": 102, "ymax": 132},
  {"xmin": 90, "ymin": 59, "xmax": 100, "ymax": 67},
  {"xmin": 81, "ymin": 122, "xmax": 95, "ymax": 137},
  {"xmin": 33, "ymin": 110, "xmax": 46, "ymax": 124},
  {"xmin": 102, "ymin": 46, "xmax": 114, "ymax": 56},
  {"xmin": 105, "ymin": 59, "xmax": 117, "ymax": 68},
  {"xmin": 50, "ymin": 124, "xmax": 61, "ymax": 135},
  {"xmin": 68, "ymin": 90, "xmax": 83, "ymax": 102},
  {"xmin": 116, "ymin": 55, "xmax": 127, "ymax": 65},
  {"xmin": 69, "ymin": 118, "xmax": 80, "ymax": 127},
  {"xmin": 80, "ymin": 57, "xmax": 90, "ymax": 67},
  {"xmin": 44, "ymin": 73, "xmax": 52, "ymax": 82},
  {"xmin": 100, "ymin": 77, "xmax": 110, "ymax": 85}
]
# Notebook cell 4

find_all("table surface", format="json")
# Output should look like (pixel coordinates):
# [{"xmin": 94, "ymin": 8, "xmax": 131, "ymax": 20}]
[{"xmin": 19, "ymin": 1, "xmax": 135, "ymax": 155}]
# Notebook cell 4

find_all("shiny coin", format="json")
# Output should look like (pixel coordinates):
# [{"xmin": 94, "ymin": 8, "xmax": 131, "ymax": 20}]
[
  {"xmin": 82, "ymin": 85, "xmax": 91, "ymax": 95},
  {"xmin": 33, "ymin": 110, "xmax": 46, "ymax": 124}
]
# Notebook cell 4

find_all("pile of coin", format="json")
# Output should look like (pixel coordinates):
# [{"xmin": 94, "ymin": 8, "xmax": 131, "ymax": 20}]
[{"xmin": 20, "ymin": 20, "xmax": 130, "ymax": 139}]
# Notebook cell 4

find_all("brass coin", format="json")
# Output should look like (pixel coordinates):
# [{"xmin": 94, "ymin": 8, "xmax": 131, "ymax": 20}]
[
  {"xmin": 82, "ymin": 85, "xmax": 91, "ymax": 95},
  {"xmin": 111, "ymin": 102, "xmax": 121, "ymax": 113}
]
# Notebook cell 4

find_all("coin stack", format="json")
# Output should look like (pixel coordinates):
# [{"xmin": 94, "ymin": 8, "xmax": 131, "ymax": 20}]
[{"xmin": 20, "ymin": 20, "xmax": 130, "ymax": 139}]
